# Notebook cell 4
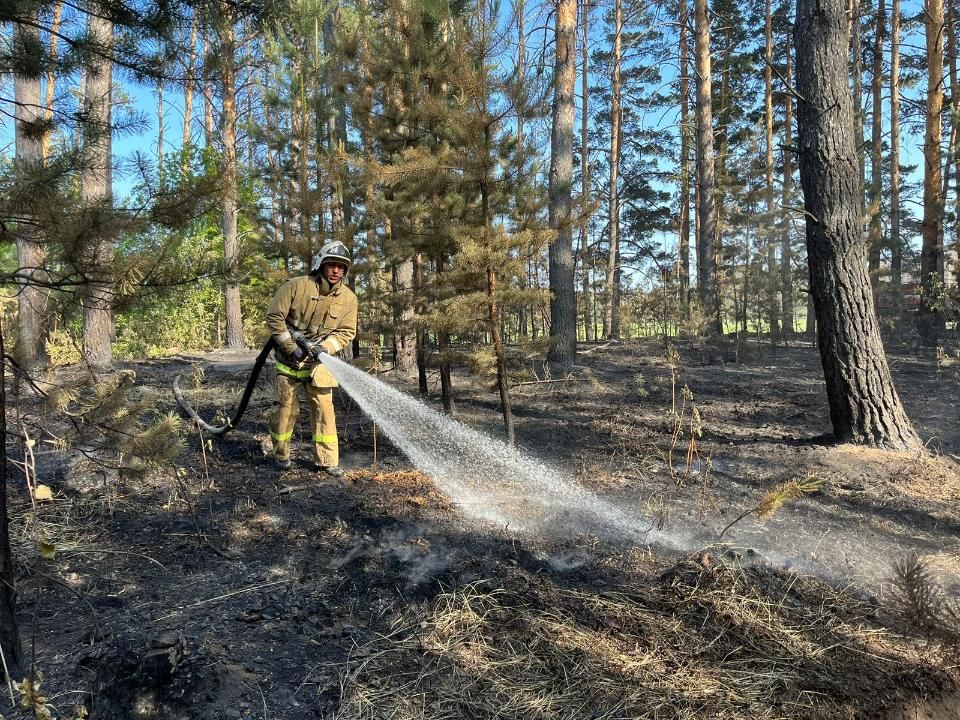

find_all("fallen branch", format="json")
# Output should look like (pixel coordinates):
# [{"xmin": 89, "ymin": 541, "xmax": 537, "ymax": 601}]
[
  {"xmin": 511, "ymin": 378, "xmax": 576, "ymax": 388},
  {"xmin": 277, "ymin": 483, "xmax": 316, "ymax": 495},
  {"xmin": 153, "ymin": 578, "xmax": 291, "ymax": 622},
  {"xmin": 577, "ymin": 341, "xmax": 616, "ymax": 355}
]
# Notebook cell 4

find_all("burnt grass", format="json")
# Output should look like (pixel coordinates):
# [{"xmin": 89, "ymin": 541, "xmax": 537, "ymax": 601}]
[{"xmin": 5, "ymin": 338, "xmax": 960, "ymax": 719}]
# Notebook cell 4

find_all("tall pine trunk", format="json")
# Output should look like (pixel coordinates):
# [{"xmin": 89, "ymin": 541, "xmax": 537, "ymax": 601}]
[
  {"xmin": 949, "ymin": 0, "xmax": 960, "ymax": 291},
  {"xmin": 604, "ymin": 0, "xmax": 622, "ymax": 340},
  {"xmin": 795, "ymin": 0, "xmax": 921, "ymax": 450},
  {"xmin": 921, "ymin": 0, "xmax": 945, "ymax": 337},
  {"xmin": 694, "ymin": 0, "xmax": 722, "ymax": 334},
  {"xmin": 392, "ymin": 259, "xmax": 416, "ymax": 372},
  {"xmin": 868, "ymin": 0, "xmax": 885, "ymax": 296},
  {"xmin": 579, "ymin": 0, "xmax": 594, "ymax": 342},
  {"xmin": 764, "ymin": 0, "xmax": 780, "ymax": 342},
  {"xmin": 941, "ymin": 1, "xmax": 959, "ymax": 299},
  {"xmin": 182, "ymin": 8, "xmax": 198, "ymax": 175},
  {"xmin": 203, "ymin": 19, "xmax": 215, "ymax": 148},
  {"xmin": 679, "ymin": 0, "xmax": 692, "ymax": 316},
  {"xmin": 219, "ymin": 4, "xmax": 245, "ymax": 350},
  {"xmin": 81, "ymin": 5, "xmax": 114, "ymax": 368},
  {"xmin": 890, "ymin": 0, "xmax": 902, "ymax": 305},
  {"xmin": 851, "ymin": 0, "xmax": 865, "ymax": 208},
  {"xmin": 781, "ymin": 24, "xmax": 795, "ymax": 335},
  {"xmin": 15, "ymin": 11, "xmax": 49, "ymax": 368},
  {"xmin": 413, "ymin": 253, "xmax": 428, "ymax": 395},
  {"xmin": 547, "ymin": 0, "xmax": 578, "ymax": 367},
  {"xmin": 42, "ymin": 0, "xmax": 63, "ymax": 161},
  {"xmin": 436, "ymin": 254, "xmax": 455, "ymax": 414},
  {"xmin": 157, "ymin": 75, "xmax": 165, "ymax": 187}
]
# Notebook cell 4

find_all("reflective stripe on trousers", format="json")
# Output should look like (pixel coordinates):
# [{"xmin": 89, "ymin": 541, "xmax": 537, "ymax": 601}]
[{"xmin": 269, "ymin": 372, "xmax": 339, "ymax": 466}]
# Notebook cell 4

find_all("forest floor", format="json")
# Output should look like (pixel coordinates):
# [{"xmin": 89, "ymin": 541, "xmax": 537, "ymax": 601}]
[{"xmin": 5, "ymin": 337, "xmax": 960, "ymax": 720}]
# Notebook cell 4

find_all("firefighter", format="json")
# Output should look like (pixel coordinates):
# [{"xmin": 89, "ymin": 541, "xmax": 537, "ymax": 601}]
[{"xmin": 265, "ymin": 241, "xmax": 358, "ymax": 476}]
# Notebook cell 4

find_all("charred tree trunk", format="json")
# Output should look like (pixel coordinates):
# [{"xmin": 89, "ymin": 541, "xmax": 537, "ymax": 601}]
[
  {"xmin": 0, "ymin": 321, "xmax": 22, "ymax": 679},
  {"xmin": 414, "ymin": 253, "xmax": 428, "ymax": 396},
  {"xmin": 436, "ymin": 253, "xmax": 455, "ymax": 414},
  {"xmin": 547, "ymin": 0, "xmax": 578, "ymax": 367},
  {"xmin": 795, "ymin": 0, "xmax": 922, "ymax": 450}
]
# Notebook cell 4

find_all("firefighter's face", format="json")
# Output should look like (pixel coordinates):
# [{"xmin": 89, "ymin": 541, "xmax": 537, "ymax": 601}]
[{"xmin": 323, "ymin": 262, "xmax": 347, "ymax": 284}]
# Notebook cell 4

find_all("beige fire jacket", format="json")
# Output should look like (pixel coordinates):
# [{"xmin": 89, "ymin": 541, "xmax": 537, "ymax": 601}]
[{"xmin": 265, "ymin": 274, "xmax": 358, "ymax": 369}]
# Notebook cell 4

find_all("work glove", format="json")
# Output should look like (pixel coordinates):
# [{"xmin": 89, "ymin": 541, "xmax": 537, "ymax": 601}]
[{"xmin": 290, "ymin": 347, "xmax": 307, "ymax": 363}]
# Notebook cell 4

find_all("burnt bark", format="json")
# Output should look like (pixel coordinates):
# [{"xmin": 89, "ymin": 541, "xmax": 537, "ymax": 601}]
[
  {"xmin": 795, "ymin": 0, "xmax": 922, "ymax": 450},
  {"xmin": 0, "ymin": 320, "xmax": 22, "ymax": 679}
]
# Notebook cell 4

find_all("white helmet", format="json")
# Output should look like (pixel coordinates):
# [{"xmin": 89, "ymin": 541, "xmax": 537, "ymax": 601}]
[{"xmin": 316, "ymin": 241, "xmax": 352, "ymax": 271}]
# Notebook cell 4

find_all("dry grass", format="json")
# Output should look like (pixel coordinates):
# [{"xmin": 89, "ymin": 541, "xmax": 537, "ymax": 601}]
[
  {"xmin": 827, "ymin": 448, "xmax": 960, "ymax": 507},
  {"xmin": 8, "ymin": 495, "xmax": 105, "ymax": 563},
  {"xmin": 329, "ymin": 557, "xmax": 940, "ymax": 720}
]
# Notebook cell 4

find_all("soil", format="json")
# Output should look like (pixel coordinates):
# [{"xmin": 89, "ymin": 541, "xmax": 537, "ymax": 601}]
[{"xmin": 4, "ymin": 338, "xmax": 959, "ymax": 719}]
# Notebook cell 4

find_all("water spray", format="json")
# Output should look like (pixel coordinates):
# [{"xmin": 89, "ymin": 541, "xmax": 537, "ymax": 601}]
[{"xmin": 319, "ymin": 354, "xmax": 672, "ymax": 546}]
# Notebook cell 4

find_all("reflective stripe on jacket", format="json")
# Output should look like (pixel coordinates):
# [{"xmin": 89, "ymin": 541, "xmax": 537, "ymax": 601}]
[{"xmin": 266, "ymin": 274, "xmax": 358, "ymax": 369}]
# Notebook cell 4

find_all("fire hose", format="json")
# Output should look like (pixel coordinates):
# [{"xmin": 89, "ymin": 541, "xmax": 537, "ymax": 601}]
[{"xmin": 172, "ymin": 329, "xmax": 326, "ymax": 435}]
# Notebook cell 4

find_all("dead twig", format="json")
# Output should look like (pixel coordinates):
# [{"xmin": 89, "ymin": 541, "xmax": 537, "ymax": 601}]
[
  {"xmin": 153, "ymin": 579, "xmax": 291, "ymax": 622},
  {"xmin": 0, "ymin": 640, "xmax": 15, "ymax": 703},
  {"xmin": 59, "ymin": 548, "xmax": 167, "ymax": 570},
  {"xmin": 576, "ymin": 341, "xmax": 616, "ymax": 355},
  {"xmin": 511, "ymin": 378, "xmax": 576, "ymax": 387}
]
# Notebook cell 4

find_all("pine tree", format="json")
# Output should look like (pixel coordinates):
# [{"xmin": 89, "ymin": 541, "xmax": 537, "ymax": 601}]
[
  {"xmin": 547, "ymin": 0, "xmax": 578, "ymax": 367},
  {"xmin": 80, "ymin": 0, "xmax": 115, "ymax": 368},
  {"xmin": 14, "ymin": 2, "xmax": 51, "ymax": 368},
  {"xmin": 694, "ymin": 0, "xmax": 722, "ymax": 333},
  {"xmin": 795, "ymin": 0, "xmax": 921, "ymax": 449}
]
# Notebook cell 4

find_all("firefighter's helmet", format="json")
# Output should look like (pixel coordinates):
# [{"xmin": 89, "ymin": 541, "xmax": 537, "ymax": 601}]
[{"xmin": 316, "ymin": 241, "xmax": 352, "ymax": 271}]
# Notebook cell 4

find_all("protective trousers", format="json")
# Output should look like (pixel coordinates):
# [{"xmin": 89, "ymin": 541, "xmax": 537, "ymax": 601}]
[{"xmin": 269, "ymin": 372, "xmax": 339, "ymax": 467}]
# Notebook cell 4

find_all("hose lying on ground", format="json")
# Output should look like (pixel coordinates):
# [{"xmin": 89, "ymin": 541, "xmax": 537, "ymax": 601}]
[{"xmin": 173, "ymin": 338, "xmax": 277, "ymax": 436}]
